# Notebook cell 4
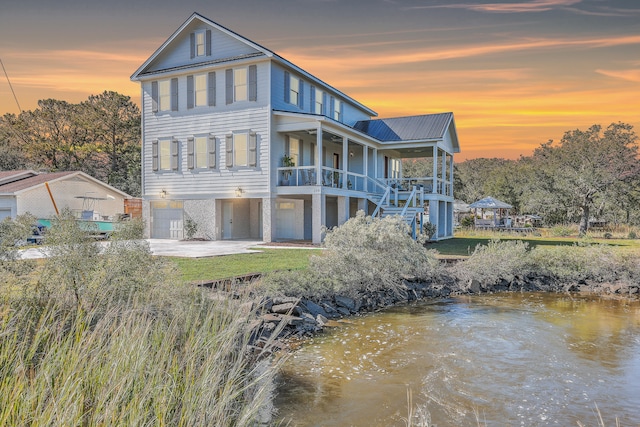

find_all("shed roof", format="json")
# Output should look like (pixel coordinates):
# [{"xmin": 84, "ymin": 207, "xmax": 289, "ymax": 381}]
[
  {"xmin": 353, "ymin": 112, "xmax": 453, "ymax": 142},
  {"xmin": 469, "ymin": 196, "xmax": 513, "ymax": 209},
  {"xmin": 0, "ymin": 171, "xmax": 131, "ymax": 198}
]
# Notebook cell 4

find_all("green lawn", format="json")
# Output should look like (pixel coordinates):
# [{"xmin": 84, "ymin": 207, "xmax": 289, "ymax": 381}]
[
  {"xmin": 170, "ymin": 233, "xmax": 640, "ymax": 283},
  {"xmin": 427, "ymin": 233, "xmax": 640, "ymax": 257},
  {"xmin": 170, "ymin": 248, "xmax": 322, "ymax": 283}
]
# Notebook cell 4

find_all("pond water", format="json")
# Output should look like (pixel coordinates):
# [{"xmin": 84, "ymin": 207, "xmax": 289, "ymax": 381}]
[{"xmin": 274, "ymin": 293, "xmax": 640, "ymax": 426}]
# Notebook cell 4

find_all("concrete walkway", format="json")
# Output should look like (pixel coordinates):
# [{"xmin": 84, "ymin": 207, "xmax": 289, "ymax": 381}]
[
  {"xmin": 146, "ymin": 239, "xmax": 265, "ymax": 258},
  {"xmin": 17, "ymin": 239, "xmax": 266, "ymax": 259}
]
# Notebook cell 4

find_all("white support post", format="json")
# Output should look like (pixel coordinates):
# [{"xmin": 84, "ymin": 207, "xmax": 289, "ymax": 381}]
[
  {"xmin": 363, "ymin": 145, "xmax": 368, "ymax": 192},
  {"xmin": 315, "ymin": 127, "xmax": 323, "ymax": 185},
  {"xmin": 262, "ymin": 197, "xmax": 275, "ymax": 242},
  {"xmin": 342, "ymin": 136, "xmax": 348, "ymax": 189},
  {"xmin": 441, "ymin": 149, "xmax": 447, "ymax": 196},
  {"xmin": 432, "ymin": 148, "xmax": 438, "ymax": 194},
  {"xmin": 312, "ymin": 192, "xmax": 325, "ymax": 244},
  {"xmin": 337, "ymin": 196, "xmax": 348, "ymax": 225}
]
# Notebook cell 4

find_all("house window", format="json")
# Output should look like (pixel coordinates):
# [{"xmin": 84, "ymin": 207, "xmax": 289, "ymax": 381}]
[
  {"xmin": 195, "ymin": 74, "xmax": 207, "ymax": 106},
  {"xmin": 195, "ymin": 31, "xmax": 206, "ymax": 56},
  {"xmin": 314, "ymin": 88, "xmax": 323, "ymax": 115},
  {"xmin": 152, "ymin": 138, "xmax": 179, "ymax": 171},
  {"xmin": 190, "ymin": 29, "xmax": 211, "ymax": 58},
  {"xmin": 288, "ymin": 136, "xmax": 300, "ymax": 166},
  {"xmin": 333, "ymin": 99, "xmax": 342, "ymax": 121},
  {"xmin": 225, "ymin": 132, "xmax": 258, "ymax": 168},
  {"xmin": 187, "ymin": 135, "xmax": 215, "ymax": 169},
  {"xmin": 152, "ymin": 78, "xmax": 178, "ymax": 112},
  {"xmin": 234, "ymin": 133, "xmax": 248, "ymax": 166},
  {"xmin": 290, "ymin": 76, "xmax": 300, "ymax": 106},
  {"xmin": 234, "ymin": 68, "xmax": 247, "ymax": 102},
  {"xmin": 284, "ymin": 72, "xmax": 303, "ymax": 108},
  {"xmin": 158, "ymin": 80, "xmax": 171, "ymax": 111},
  {"xmin": 187, "ymin": 72, "xmax": 216, "ymax": 109},
  {"xmin": 225, "ymin": 66, "xmax": 257, "ymax": 104}
]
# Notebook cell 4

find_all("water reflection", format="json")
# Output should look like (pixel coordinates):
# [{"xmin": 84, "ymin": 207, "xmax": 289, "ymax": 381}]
[{"xmin": 275, "ymin": 294, "xmax": 640, "ymax": 426}]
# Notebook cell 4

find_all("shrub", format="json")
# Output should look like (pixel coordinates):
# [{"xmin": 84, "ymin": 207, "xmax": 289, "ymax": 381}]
[
  {"xmin": 459, "ymin": 215, "xmax": 475, "ymax": 228},
  {"xmin": 263, "ymin": 211, "xmax": 441, "ymax": 298},
  {"xmin": 449, "ymin": 240, "xmax": 532, "ymax": 285},
  {"xmin": 530, "ymin": 244, "xmax": 640, "ymax": 283},
  {"xmin": 550, "ymin": 224, "xmax": 575, "ymax": 237},
  {"xmin": 629, "ymin": 230, "xmax": 637, "ymax": 240},
  {"xmin": 184, "ymin": 216, "xmax": 198, "ymax": 240}
]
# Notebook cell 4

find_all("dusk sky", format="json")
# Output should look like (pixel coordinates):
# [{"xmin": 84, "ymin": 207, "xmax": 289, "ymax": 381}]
[{"xmin": 1, "ymin": 0, "xmax": 639, "ymax": 160}]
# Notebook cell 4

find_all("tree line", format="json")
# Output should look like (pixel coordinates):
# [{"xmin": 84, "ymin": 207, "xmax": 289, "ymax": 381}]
[
  {"xmin": 0, "ymin": 91, "xmax": 141, "ymax": 196},
  {"xmin": 406, "ymin": 122, "xmax": 640, "ymax": 233}
]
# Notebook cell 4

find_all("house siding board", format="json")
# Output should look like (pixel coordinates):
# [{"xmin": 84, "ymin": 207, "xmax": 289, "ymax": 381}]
[
  {"xmin": 270, "ymin": 63, "xmax": 371, "ymax": 124},
  {"xmin": 142, "ymin": 107, "xmax": 270, "ymax": 197},
  {"xmin": 144, "ymin": 21, "xmax": 261, "ymax": 74}
]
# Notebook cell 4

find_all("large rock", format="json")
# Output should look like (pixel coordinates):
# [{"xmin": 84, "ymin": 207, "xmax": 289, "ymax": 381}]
[
  {"xmin": 271, "ymin": 302, "xmax": 301, "ymax": 315},
  {"xmin": 301, "ymin": 299, "xmax": 328, "ymax": 318},
  {"xmin": 334, "ymin": 295, "xmax": 356, "ymax": 311}
]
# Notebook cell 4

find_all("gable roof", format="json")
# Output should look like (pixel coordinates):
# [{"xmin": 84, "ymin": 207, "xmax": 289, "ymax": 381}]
[
  {"xmin": 0, "ymin": 171, "xmax": 131, "ymax": 198},
  {"xmin": 353, "ymin": 112, "xmax": 453, "ymax": 142},
  {"xmin": 469, "ymin": 196, "xmax": 512, "ymax": 209},
  {"xmin": 0, "ymin": 170, "xmax": 38, "ymax": 186},
  {"xmin": 131, "ymin": 12, "xmax": 377, "ymax": 117}
]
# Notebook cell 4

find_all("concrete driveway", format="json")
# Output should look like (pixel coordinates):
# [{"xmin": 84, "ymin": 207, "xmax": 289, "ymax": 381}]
[
  {"xmin": 17, "ymin": 239, "xmax": 266, "ymax": 259},
  {"xmin": 146, "ymin": 239, "xmax": 265, "ymax": 258}
]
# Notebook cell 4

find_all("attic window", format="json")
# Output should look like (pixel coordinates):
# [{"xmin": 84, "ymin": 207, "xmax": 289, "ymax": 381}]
[
  {"xmin": 195, "ymin": 32, "xmax": 206, "ymax": 56},
  {"xmin": 190, "ymin": 30, "xmax": 212, "ymax": 58}
]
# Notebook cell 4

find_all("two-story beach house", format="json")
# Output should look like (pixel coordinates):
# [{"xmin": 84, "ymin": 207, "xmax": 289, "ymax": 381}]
[{"xmin": 131, "ymin": 13, "xmax": 460, "ymax": 243}]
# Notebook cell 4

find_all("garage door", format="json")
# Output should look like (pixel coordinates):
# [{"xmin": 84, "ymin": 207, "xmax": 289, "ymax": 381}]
[
  {"xmin": 276, "ymin": 199, "xmax": 304, "ymax": 240},
  {"xmin": 151, "ymin": 208, "xmax": 183, "ymax": 239}
]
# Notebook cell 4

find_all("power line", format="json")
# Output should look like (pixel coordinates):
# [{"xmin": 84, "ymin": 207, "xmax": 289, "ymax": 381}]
[{"xmin": 1, "ymin": 57, "xmax": 23, "ymax": 113}]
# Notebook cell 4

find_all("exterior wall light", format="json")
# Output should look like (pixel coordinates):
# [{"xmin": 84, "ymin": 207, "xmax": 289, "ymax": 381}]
[
  {"xmin": 160, "ymin": 189, "xmax": 167, "ymax": 199},
  {"xmin": 235, "ymin": 187, "xmax": 243, "ymax": 197}
]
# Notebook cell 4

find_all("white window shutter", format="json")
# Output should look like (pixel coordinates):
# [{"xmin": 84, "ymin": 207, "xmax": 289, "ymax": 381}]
[
  {"xmin": 187, "ymin": 75, "xmax": 194, "ymax": 109},
  {"xmin": 151, "ymin": 81, "xmax": 158, "ymax": 113},
  {"xmin": 248, "ymin": 65, "xmax": 257, "ymax": 101},
  {"xmin": 284, "ymin": 71, "xmax": 290, "ymax": 104},
  {"xmin": 208, "ymin": 72, "xmax": 216, "ymax": 106},
  {"xmin": 225, "ymin": 134, "xmax": 233, "ymax": 168},
  {"xmin": 225, "ymin": 69, "xmax": 233, "ymax": 105},
  {"xmin": 310, "ymin": 86, "xmax": 315, "ymax": 112},
  {"xmin": 171, "ymin": 78, "xmax": 178, "ymax": 111},
  {"xmin": 208, "ymin": 135, "xmax": 216, "ymax": 168},
  {"xmin": 248, "ymin": 132, "xmax": 257, "ymax": 167},
  {"xmin": 171, "ymin": 139, "xmax": 179, "ymax": 170},
  {"xmin": 152, "ymin": 139, "xmax": 159, "ymax": 171},
  {"xmin": 187, "ymin": 137, "xmax": 194, "ymax": 169},
  {"xmin": 299, "ymin": 81, "xmax": 304, "ymax": 109}
]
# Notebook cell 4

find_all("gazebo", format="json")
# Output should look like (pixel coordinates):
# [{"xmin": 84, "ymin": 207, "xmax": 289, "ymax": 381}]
[{"xmin": 469, "ymin": 196, "xmax": 512, "ymax": 228}]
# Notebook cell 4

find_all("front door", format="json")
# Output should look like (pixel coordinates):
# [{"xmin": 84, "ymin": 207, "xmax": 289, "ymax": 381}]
[{"xmin": 222, "ymin": 201, "xmax": 233, "ymax": 239}]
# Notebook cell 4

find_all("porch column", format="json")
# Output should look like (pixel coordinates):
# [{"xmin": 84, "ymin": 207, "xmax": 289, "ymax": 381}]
[
  {"xmin": 449, "ymin": 154, "xmax": 454, "ymax": 197},
  {"xmin": 262, "ymin": 196, "xmax": 276, "ymax": 242},
  {"xmin": 337, "ymin": 196, "xmax": 348, "ymax": 225},
  {"xmin": 363, "ymin": 145, "xmax": 368, "ymax": 192},
  {"xmin": 315, "ymin": 127, "xmax": 323, "ymax": 185},
  {"xmin": 441, "ymin": 148, "xmax": 447, "ymax": 196},
  {"xmin": 358, "ymin": 198, "xmax": 368, "ymax": 215},
  {"xmin": 372, "ymin": 148, "xmax": 378, "ymax": 186},
  {"xmin": 342, "ymin": 137, "xmax": 348, "ymax": 189},
  {"xmin": 432, "ymin": 148, "xmax": 438, "ymax": 194},
  {"xmin": 312, "ymin": 192, "xmax": 325, "ymax": 244}
]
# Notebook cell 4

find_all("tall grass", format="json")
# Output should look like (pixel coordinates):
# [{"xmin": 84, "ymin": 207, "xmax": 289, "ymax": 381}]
[{"xmin": 0, "ymin": 213, "xmax": 278, "ymax": 426}]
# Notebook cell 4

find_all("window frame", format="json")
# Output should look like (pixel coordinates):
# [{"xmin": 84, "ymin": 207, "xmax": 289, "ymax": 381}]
[
  {"xmin": 152, "ymin": 138, "xmax": 179, "ymax": 172},
  {"xmin": 314, "ymin": 88, "xmax": 323, "ymax": 115},
  {"xmin": 158, "ymin": 80, "xmax": 171, "ymax": 112},
  {"xmin": 225, "ymin": 131, "xmax": 258, "ymax": 168}
]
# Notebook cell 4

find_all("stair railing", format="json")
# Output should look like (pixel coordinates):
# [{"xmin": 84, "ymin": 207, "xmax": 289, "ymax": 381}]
[{"xmin": 371, "ymin": 186, "xmax": 391, "ymax": 218}]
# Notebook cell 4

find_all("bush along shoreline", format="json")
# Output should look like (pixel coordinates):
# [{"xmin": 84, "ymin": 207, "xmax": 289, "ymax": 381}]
[{"xmin": 250, "ymin": 216, "xmax": 640, "ymax": 346}]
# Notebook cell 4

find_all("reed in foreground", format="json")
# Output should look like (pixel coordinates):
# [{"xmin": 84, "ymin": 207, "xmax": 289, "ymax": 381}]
[{"xmin": 0, "ymin": 214, "xmax": 277, "ymax": 426}]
